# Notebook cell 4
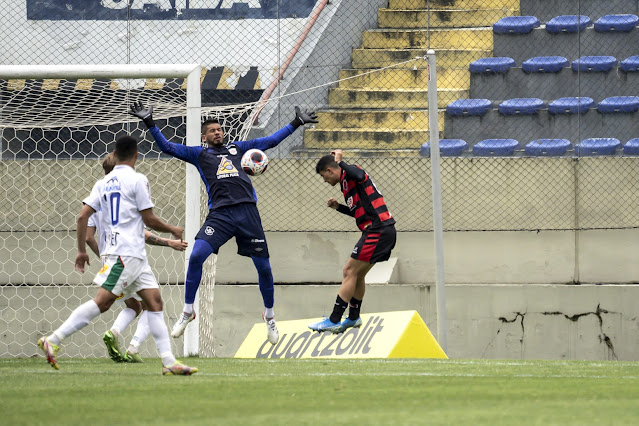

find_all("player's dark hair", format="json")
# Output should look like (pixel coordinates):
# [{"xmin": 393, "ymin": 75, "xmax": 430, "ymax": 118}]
[
  {"xmin": 102, "ymin": 152, "xmax": 117, "ymax": 174},
  {"xmin": 316, "ymin": 155, "xmax": 339, "ymax": 174},
  {"xmin": 114, "ymin": 135, "xmax": 138, "ymax": 161},
  {"xmin": 201, "ymin": 119, "xmax": 220, "ymax": 135}
]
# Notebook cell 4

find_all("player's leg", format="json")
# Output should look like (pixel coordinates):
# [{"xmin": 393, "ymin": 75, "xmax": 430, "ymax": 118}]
[
  {"xmin": 104, "ymin": 297, "xmax": 142, "ymax": 362},
  {"xmin": 236, "ymin": 203, "xmax": 278, "ymax": 344},
  {"xmin": 172, "ymin": 212, "xmax": 233, "ymax": 338},
  {"xmin": 135, "ymin": 262, "xmax": 197, "ymax": 375},
  {"xmin": 38, "ymin": 287, "xmax": 115, "ymax": 369},
  {"xmin": 125, "ymin": 300, "xmax": 150, "ymax": 363},
  {"xmin": 342, "ymin": 225, "xmax": 396, "ymax": 332}
]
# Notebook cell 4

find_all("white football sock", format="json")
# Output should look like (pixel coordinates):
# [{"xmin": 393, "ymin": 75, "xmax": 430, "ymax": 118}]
[
  {"xmin": 264, "ymin": 307, "xmax": 274, "ymax": 319},
  {"xmin": 184, "ymin": 303, "xmax": 194, "ymax": 314},
  {"xmin": 128, "ymin": 310, "xmax": 150, "ymax": 352},
  {"xmin": 50, "ymin": 300, "xmax": 101, "ymax": 344},
  {"xmin": 111, "ymin": 307, "xmax": 137, "ymax": 336},
  {"xmin": 147, "ymin": 311, "xmax": 176, "ymax": 366}
]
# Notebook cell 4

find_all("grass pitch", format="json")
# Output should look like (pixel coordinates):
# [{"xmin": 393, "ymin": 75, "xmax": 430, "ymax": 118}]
[{"xmin": 2, "ymin": 357, "xmax": 639, "ymax": 425}]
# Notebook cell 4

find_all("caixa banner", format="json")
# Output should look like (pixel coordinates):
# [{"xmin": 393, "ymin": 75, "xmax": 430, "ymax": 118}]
[
  {"xmin": 235, "ymin": 311, "xmax": 448, "ymax": 359},
  {"xmin": 26, "ymin": 0, "xmax": 318, "ymax": 20}
]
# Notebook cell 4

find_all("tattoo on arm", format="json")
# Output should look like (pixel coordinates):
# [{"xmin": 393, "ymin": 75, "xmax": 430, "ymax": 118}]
[{"xmin": 145, "ymin": 233, "xmax": 168, "ymax": 247}]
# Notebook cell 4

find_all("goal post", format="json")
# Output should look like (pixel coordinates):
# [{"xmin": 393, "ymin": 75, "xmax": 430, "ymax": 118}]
[{"xmin": 0, "ymin": 63, "xmax": 207, "ymax": 358}]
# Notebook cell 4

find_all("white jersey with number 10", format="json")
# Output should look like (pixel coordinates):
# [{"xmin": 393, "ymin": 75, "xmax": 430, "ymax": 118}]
[{"xmin": 83, "ymin": 164, "xmax": 154, "ymax": 260}]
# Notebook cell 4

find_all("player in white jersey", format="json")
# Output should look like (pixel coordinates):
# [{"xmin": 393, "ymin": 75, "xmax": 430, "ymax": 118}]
[
  {"xmin": 38, "ymin": 136, "xmax": 197, "ymax": 375},
  {"xmin": 85, "ymin": 153, "xmax": 187, "ymax": 363}
]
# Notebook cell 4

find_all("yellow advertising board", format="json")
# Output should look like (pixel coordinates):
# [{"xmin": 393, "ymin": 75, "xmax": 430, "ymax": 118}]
[{"xmin": 234, "ymin": 310, "xmax": 447, "ymax": 359}]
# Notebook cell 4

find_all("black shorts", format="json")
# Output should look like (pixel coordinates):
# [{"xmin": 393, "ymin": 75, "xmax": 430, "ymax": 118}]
[
  {"xmin": 351, "ymin": 225, "xmax": 396, "ymax": 264},
  {"xmin": 195, "ymin": 203, "xmax": 269, "ymax": 258}
]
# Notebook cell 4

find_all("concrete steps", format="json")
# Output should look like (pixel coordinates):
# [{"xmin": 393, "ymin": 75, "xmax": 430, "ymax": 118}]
[
  {"xmin": 379, "ymin": 8, "xmax": 516, "ymax": 29},
  {"xmin": 298, "ymin": 2, "xmax": 504, "ymax": 153},
  {"xmin": 338, "ymin": 68, "xmax": 469, "ymax": 89}
]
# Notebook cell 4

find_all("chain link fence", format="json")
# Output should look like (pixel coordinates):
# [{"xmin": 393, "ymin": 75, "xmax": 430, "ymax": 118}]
[{"xmin": 2, "ymin": 0, "xmax": 639, "ymax": 356}]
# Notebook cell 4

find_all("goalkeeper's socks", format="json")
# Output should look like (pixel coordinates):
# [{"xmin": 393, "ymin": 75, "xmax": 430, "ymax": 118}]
[
  {"xmin": 264, "ymin": 307, "xmax": 274, "ymax": 319},
  {"xmin": 329, "ymin": 295, "xmax": 348, "ymax": 324},
  {"xmin": 184, "ymin": 303, "xmax": 194, "ymax": 315},
  {"xmin": 348, "ymin": 297, "xmax": 362, "ymax": 321}
]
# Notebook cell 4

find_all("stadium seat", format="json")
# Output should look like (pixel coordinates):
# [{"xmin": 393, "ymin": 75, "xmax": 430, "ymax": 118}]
[
  {"xmin": 545, "ymin": 15, "xmax": 592, "ymax": 33},
  {"xmin": 597, "ymin": 96, "xmax": 639, "ymax": 113},
  {"xmin": 620, "ymin": 56, "xmax": 639, "ymax": 72},
  {"xmin": 548, "ymin": 97, "xmax": 594, "ymax": 114},
  {"xmin": 473, "ymin": 139, "xmax": 520, "ymax": 156},
  {"xmin": 571, "ymin": 56, "xmax": 617, "ymax": 72},
  {"xmin": 493, "ymin": 16, "xmax": 540, "ymax": 34},
  {"xmin": 469, "ymin": 57, "xmax": 516, "ymax": 73},
  {"xmin": 622, "ymin": 138, "xmax": 639, "ymax": 155},
  {"xmin": 446, "ymin": 99, "xmax": 493, "ymax": 116},
  {"xmin": 420, "ymin": 139, "xmax": 469, "ymax": 157},
  {"xmin": 498, "ymin": 98, "xmax": 544, "ymax": 115},
  {"xmin": 594, "ymin": 14, "xmax": 639, "ymax": 32},
  {"xmin": 522, "ymin": 56, "xmax": 569, "ymax": 73},
  {"xmin": 525, "ymin": 139, "xmax": 572, "ymax": 156},
  {"xmin": 575, "ymin": 138, "xmax": 621, "ymax": 156}
]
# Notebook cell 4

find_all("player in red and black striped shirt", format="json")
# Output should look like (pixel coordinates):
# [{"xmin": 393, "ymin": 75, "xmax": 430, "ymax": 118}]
[{"xmin": 309, "ymin": 149, "xmax": 396, "ymax": 333}]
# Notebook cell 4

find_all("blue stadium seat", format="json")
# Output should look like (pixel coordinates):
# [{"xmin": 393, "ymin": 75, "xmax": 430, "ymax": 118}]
[
  {"xmin": 522, "ymin": 56, "xmax": 569, "ymax": 73},
  {"xmin": 493, "ymin": 16, "xmax": 540, "ymax": 34},
  {"xmin": 545, "ymin": 15, "xmax": 592, "ymax": 33},
  {"xmin": 473, "ymin": 139, "xmax": 520, "ymax": 156},
  {"xmin": 420, "ymin": 139, "xmax": 469, "ymax": 157},
  {"xmin": 594, "ymin": 14, "xmax": 639, "ymax": 32},
  {"xmin": 575, "ymin": 138, "xmax": 621, "ymax": 156},
  {"xmin": 597, "ymin": 96, "xmax": 639, "ymax": 113},
  {"xmin": 446, "ymin": 99, "xmax": 493, "ymax": 116},
  {"xmin": 525, "ymin": 139, "xmax": 572, "ymax": 156},
  {"xmin": 622, "ymin": 138, "xmax": 639, "ymax": 155},
  {"xmin": 498, "ymin": 98, "xmax": 544, "ymax": 115},
  {"xmin": 571, "ymin": 56, "xmax": 617, "ymax": 72},
  {"xmin": 548, "ymin": 97, "xmax": 594, "ymax": 114},
  {"xmin": 620, "ymin": 56, "xmax": 639, "ymax": 72},
  {"xmin": 469, "ymin": 57, "xmax": 516, "ymax": 73}
]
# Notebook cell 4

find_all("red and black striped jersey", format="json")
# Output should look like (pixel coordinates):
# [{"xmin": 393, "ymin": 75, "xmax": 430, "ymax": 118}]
[{"xmin": 336, "ymin": 161, "xmax": 395, "ymax": 231}]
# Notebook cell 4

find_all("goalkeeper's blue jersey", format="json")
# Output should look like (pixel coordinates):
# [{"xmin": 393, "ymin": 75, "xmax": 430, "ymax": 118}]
[{"xmin": 149, "ymin": 125, "xmax": 294, "ymax": 211}]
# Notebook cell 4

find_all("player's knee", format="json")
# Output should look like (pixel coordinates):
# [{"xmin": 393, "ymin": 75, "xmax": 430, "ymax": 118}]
[{"xmin": 125, "ymin": 299, "xmax": 142, "ymax": 315}]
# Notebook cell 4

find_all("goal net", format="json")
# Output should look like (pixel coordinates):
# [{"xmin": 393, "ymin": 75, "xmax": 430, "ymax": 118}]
[{"xmin": 0, "ymin": 64, "xmax": 256, "ymax": 359}]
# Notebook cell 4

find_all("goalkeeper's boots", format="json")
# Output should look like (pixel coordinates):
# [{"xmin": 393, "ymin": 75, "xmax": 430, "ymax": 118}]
[
  {"xmin": 308, "ymin": 317, "xmax": 343, "ymax": 334},
  {"xmin": 339, "ymin": 316, "xmax": 363, "ymax": 333},
  {"xmin": 262, "ymin": 312, "xmax": 279, "ymax": 345},
  {"xmin": 103, "ymin": 330, "xmax": 125, "ymax": 363},
  {"xmin": 37, "ymin": 337, "xmax": 60, "ymax": 370},
  {"xmin": 171, "ymin": 311, "xmax": 196, "ymax": 338},
  {"xmin": 124, "ymin": 350, "xmax": 143, "ymax": 363},
  {"xmin": 162, "ymin": 361, "xmax": 198, "ymax": 376}
]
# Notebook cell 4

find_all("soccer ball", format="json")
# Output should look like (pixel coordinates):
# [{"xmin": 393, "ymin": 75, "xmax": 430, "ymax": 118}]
[{"xmin": 241, "ymin": 149, "xmax": 269, "ymax": 176}]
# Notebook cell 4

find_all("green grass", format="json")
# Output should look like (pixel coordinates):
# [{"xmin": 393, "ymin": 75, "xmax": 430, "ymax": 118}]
[{"xmin": 2, "ymin": 358, "xmax": 639, "ymax": 425}]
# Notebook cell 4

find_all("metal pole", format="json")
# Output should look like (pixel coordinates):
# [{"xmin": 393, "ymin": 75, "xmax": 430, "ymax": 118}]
[
  {"xmin": 183, "ymin": 65, "xmax": 202, "ymax": 356},
  {"xmin": 427, "ymin": 50, "xmax": 447, "ymax": 353}
]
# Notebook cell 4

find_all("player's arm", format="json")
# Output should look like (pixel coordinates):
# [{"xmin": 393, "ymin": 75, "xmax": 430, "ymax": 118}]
[
  {"xmin": 327, "ymin": 197, "xmax": 355, "ymax": 217},
  {"xmin": 237, "ymin": 106, "xmax": 318, "ymax": 152},
  {"xmin": 144, "ymin": 230, "xmax": 188, "ymax": 251},
  {"xmin": 75, "ymin": 204, "xmax": 96, "ymax": 272},
  {"xmin": 338, "ymin": 161, "xmax": 366, "ymax": 182},
  {"xmin": 140, "ymin": 209, "xmax": 184, "ymax": 241},
  {"xmin": 129, "ymin": 101, "xmax": 201, "ymax": 164},
  {"xmin": 86, "ymin": 226, "xmax": 100, "ymax": 258}
]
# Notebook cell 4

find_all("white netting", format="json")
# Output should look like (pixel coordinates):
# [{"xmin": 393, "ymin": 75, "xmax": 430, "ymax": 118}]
[{"xmin": 0, "ymin": 68, "xmax": 258, "ymax": 359}]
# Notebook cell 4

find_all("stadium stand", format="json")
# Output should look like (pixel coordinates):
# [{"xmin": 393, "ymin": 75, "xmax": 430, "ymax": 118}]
[
  {"xmin": 419, "ymin": 139, "xmax": 469, "ymax": 157},
  {"xmin": 597, "ymin": 96, "xmax": 639, "ymax": 113},
  {"xmin": 446, "ymin": 98, "xmax": 493, "ymax": 116},
  {"xmin": 545, "ymin": 15, "xmax": 592, "ymax": 33},
  {"xmin": 522, "ymin": 56, "xmax": 569, "ymax": 73},
  {"xmin": 498, "ymin": 98, "xmax": 545, "ymax": 115},
  {"xmin": 469, "ymin": 57, "xmax": 516, "ymax": 73},
  {"xmin": 575, "ymin": 137, "xmax": 621, "ymax": 156},
  {"xmin": 548, "ymin": 97, "xmax": 595, "ymax": 114},
  {"xmin": 525, "ymin": 138, "xmax": 572, "ymax": 156},
  {"xmin": 473, "ymin": 139, "xmax": 520, "ymax": 156},
  {"xmin": 622, "ymin": 138, "xmax": 639, "ymax": 154},
  {"xmin": 594, "ymin": 14, "xmax": 639, "ymax": 32}
]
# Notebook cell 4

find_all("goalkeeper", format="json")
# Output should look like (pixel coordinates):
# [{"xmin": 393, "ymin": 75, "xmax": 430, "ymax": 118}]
[{"xmin": 130, "ymin": 101, "xmax": 317, "ymax": 345}]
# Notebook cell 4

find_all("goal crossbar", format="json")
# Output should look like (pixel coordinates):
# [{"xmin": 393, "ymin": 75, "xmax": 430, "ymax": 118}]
[{"xmin": 0, "ymin": 64, "xmax": 201, "ymax": 80}]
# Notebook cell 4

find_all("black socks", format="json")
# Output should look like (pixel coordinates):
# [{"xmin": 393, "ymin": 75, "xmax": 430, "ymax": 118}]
[{"xmin": 329, "ymin": 295, "xmax": 348, "ymax": 323}]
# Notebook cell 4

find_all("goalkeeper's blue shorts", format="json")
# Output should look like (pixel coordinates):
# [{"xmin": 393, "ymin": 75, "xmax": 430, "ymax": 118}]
[{"xmin": 195, "ymin": 202, "xmax": 269, "ymax": 258}]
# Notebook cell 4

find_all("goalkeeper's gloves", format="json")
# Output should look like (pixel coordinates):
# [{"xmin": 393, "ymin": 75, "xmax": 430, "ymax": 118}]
[
  {"xmin": 290, "ymin": 106, "xmax": 319, "ymax": 129},
  {"xmin": 129, "ymin": 101, "xmax": 156, "ymax": 128}
]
